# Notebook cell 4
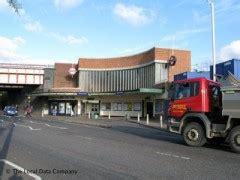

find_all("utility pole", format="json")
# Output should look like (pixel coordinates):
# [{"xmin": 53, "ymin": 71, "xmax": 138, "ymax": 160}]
[{"xmin": 208, "ymin": 0, "xmax": 216, "ymax": 81}]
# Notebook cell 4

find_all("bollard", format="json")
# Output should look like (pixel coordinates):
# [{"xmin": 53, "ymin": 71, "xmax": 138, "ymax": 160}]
[
  {"xmin": 108, "ymin": 112, "xmax": 111, "ymax": 119},
  {"xmin": 146, "ymin": 114, "xmax": 149, "ymax": 125},
  {"xmin": 160, "ymin": 115, "xmax": 163, "ymax": 128},
  {"xmin": 137, "ymin": 113, "xmax": 140, "ymax": 122},
  {"xmin": 88, "ymin": 111, "xmax": 90, "ymax": 119},
  {"xmin": 41, "ymin": 109, "xmax": 44, "ymax": 117}
]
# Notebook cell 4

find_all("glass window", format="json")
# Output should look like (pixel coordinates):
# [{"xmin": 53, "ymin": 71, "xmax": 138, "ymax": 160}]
[
  {"xmin": 112, "ymin": 103, "xmax": 117, "ymax": 111},
  {"xmin": 117, "ymin": 103, "xmax": 122, "ymax": 111},
  {"xmin": 91, "ymin": 104, "xmax": 99, "ymax": 112},
  {"xmin": 174, "ymin": 82, "xmax": 199, "ymax": 100},
  {"xmin": 123, "ymin": 102, "xmax": 132, "ymax": 111},
  {"xmin": 58, "ymin": 103, "xmax": 65, "ymax": 114},
  {"xmin": 101, "ymin": 102, "xmax": 111, "ymax": 110},
  {"xmin": 155, "ymin": 99, "xmax": 163, "ymax": 113},
  {"xmin": 112, "ymin": 102, "xmax": 122, "ymax": 111},
  {"xmin": 133, "ymin": 102, "xmax": 141, "ymax": 111}
]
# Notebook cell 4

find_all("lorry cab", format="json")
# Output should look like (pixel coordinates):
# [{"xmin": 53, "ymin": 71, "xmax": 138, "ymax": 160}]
[{"xmin": 168, "ymin": 77, "xmax": 221, "ymax": 120}]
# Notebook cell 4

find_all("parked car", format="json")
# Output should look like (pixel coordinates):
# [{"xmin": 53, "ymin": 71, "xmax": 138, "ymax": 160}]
[{"xmin": 3, "ymin": 106, "xmax": 18, "ymax": 116}]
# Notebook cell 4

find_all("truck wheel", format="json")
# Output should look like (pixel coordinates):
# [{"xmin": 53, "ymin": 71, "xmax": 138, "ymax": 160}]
[
  {"xmin": 183, "ymin": 122, "xmax": 206, "ymax": 147},
  {"xmin": 229, "ymin": 126, "xmax": 240, "ymax": 154}
]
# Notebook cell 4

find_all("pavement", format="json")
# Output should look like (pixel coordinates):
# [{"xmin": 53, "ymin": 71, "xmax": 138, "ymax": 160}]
[
  {"xmin": 0, "ymin": 115, "xmax": 240, "ymax": 180},
  {"xmin": 31, "ymin": 114, "xmax": 168, "ymax": 131}
]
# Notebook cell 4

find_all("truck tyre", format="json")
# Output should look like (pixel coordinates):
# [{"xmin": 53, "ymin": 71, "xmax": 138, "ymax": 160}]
[
  {"xmin": 183, "ymin": 122, "xmax": 206, "ymax": 147},
  {"xmin": 229, "ymin": 126, "xmax": 240, "ymax": 154}
]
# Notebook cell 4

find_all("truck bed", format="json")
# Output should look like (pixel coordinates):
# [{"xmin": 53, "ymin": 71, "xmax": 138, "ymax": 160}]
[{"xmin": 221, "ymin": 87, "xmax": 240, "ymax": 118}]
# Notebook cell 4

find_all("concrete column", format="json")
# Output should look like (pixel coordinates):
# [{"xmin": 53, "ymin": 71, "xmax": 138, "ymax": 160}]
[
  {"xmin": 77, "ymin": 99, "xmax": 81, "ymax": 115},
  {"xmin": 160, "ymin": 115, "xmax": 163, "ymax": 128}
]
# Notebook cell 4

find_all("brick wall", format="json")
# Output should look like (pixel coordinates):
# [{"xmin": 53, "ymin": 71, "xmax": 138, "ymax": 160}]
[
  {"xmin": 154, "ymin": 48, "xmax": 191, "ymax": 81},
  {"xmin": 53, "ymin": 63, "xmax": 78, "ymax": 88},
  {"xmin": 79, "ymin": 48, "xmax": 155, "ymax": 69}
]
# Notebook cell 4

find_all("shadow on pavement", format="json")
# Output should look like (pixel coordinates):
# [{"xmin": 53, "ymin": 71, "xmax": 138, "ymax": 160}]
[
  {"xmin": 204, "ymin": 143, "xmax": 233, "ymax": 153},
  {"xmin": 111, "ymin": 125, "xmax": 185, "ymax": 145},
  {"xmin": 0, "ymin": 122, "xmax": 15, "ymax": 178},
  {"xmin": 111, "ymin": 125, "xmax": 235, "ymax": 153}
]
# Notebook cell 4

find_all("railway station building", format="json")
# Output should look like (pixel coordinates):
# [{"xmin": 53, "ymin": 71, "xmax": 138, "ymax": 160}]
[{"xmin": 0, "ymin": 47, "xmax": 191, "ymax": 118}]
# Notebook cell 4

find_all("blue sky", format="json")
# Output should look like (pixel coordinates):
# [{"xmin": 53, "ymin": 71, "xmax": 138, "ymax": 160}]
[{"xmin": 0, "ymin": 0, "xmax": 239, "ymax": 70}]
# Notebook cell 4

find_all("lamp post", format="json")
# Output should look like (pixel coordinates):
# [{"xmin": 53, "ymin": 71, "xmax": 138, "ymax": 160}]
[{"xmin": 208, "ymin": 0, "xmax": 216, "ymax": 81}]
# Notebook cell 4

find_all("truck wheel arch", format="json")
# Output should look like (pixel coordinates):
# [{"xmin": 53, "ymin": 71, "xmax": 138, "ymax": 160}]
[{"xmin": 179, "ymin": 113, "xmax": 212, "ymax": 139}]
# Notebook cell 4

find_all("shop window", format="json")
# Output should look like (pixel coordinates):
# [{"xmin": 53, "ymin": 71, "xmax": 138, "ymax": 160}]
[
  {"xmin": 155, "ymin": 99, "xmax": 163, "ymax": 114},
  {"xmin": 123, "ymin": 102, "xmax": 132, "ymax": 111},
  {"xmin": 66, "ymin": 103, "xmax": 72, "ymax": 115},
  {"xmin": 133, "ymin": 102, "xmax": 141, "ymax": 111},
  {"xmin": 112, "ymin": 102, "xmax": 122, "ymax": 111},
  {"xmin": 58, "ymin": 103, "xmax": 65, "ymax": 114},
  {"xmin": 101, "ymin": 102, "xmax": 111, "ymax": 111}
]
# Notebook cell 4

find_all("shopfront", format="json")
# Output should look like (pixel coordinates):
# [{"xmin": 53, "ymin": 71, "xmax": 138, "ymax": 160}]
[{"xmin": 49, "ymin": 100, "xmax": 77, "ymax": 116}]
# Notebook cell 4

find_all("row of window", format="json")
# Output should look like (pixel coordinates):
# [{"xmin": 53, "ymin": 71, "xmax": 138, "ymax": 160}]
[{"xmin": 101, "ymin": 102, "xmax": 142, "ymax": 111}]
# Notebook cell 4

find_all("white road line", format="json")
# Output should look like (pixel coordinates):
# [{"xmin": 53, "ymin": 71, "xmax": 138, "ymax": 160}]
[
  {"xmin": 13, "ymin": 123, "xmax": 41, "ymax": 131},
  {"xmin": 156, "ymin": 152, "xmax": 190, "ymax": 160},
  {"xmin": 80, "ymin": 124, "xmax": 104, "ymax": 129},
  {"xmin": 44, "ymin": 123, "xmax": 68, "ymax": 129},
  {"xmin": 0, "ymin": 119, "xmax": 4, "ymax": 122},
  {"xmin": 0, "ymin": 159, "xmax": 42, "ymax": 180},
  {"xmin": 76, "ymin": 135, "xmax": 92, "ymax": 140},
  {"xmin": 30, "ymin": 121, "xmax": 68, "ymax": 130}
]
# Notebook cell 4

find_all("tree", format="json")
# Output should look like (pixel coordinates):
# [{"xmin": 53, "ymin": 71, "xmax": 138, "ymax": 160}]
[{"xmin": 7, "ymin": 0, "xmax": 21, "ymax": 14}]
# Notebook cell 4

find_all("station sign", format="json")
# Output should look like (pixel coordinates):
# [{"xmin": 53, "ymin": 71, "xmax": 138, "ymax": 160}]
[
  {"xmin": 115, "ymin": 91, "xmax": 124, "ymax": 96},
  {"xmin": 77, "ymin": 92, "xmax": 88, "ymax": 96}
]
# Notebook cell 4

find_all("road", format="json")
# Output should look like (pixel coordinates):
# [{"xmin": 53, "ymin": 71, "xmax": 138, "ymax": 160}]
[{"xmin": 0, "ymin": 115, "xmax": 240, "ymax": 180}]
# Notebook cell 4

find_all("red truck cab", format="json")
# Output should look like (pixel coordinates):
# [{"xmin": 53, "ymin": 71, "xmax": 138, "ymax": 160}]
[{"xmin": 168, "ymin": 78, "xmax": 221, "ymax": 119}]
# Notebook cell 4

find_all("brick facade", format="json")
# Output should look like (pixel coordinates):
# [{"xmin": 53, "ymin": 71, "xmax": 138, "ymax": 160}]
[
  {"xmin": 53, "ymin": 63, "xmax": 78, "ymax": 88},
  {"xmin": 53, "ymin": 47, "xmax": 191, "ymax": 89}
]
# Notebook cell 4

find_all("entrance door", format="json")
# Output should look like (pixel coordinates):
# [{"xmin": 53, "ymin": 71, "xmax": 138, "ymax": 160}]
[
  {"xmin": 147, "ymin": 102, "xmax": 153, "ymax": 118},
  {"xmin": 91, "ymin": 104, "xmax": 99, "ymax": 113}
]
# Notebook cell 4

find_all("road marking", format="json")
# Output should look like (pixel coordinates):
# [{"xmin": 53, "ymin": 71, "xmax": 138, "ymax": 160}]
[
  {"xmin": 44, "ymin": 123, "xmax": 68, "ymax": 129},
  {"xmin": 76, "ymin": 135, "xmax": 92, "ymax": 140},
  {"xmin": 0, "ymin": 159, "xmax": 42, "ymax": 180},
  {"xmin": 13, "ymin": 123, "xmax": 41, "ymax": 131},
  {"xmin": 30, "ymin": 121, "xmax": 68, "ymax": 130},
  {"xmin": 156, "ymin": 152, "xmax": 190, "ymax": 160},
  {"xmin": 0, "ymin": 119, "xmax": 4, "ymax": 122}
]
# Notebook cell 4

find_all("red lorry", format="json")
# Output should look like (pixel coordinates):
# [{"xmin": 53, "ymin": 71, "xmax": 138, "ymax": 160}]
[{"xmin": 168, "ymin": 75, "xmax": 240, "ymax": 153}]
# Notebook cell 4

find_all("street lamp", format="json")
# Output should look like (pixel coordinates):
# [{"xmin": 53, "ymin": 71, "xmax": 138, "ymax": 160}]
[{"xmin": 208, "ymin": 0, "xmax": 216, "ymax": 81}]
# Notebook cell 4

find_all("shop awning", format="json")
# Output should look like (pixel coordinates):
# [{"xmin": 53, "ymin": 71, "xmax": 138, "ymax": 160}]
[
  {"xmin": 138, "ymin": 88, "xmax": 164, "ymax": 94},
  {"xmin": 30, "ymin": 88, "xmax": 164, "ymax": 97}
]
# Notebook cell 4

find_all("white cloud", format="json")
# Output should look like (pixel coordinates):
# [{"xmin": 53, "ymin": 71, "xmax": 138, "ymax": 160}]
[
  {"xmin": 50, "ymin": 33, "xmax": 88, "ymax": 45},
  {"xmin": 24, "ymin": 21, "xmax": 43, "ymax": 32},
  {"xmin": 0, "ymin": 36, "xmax": 25, "ymax": 50},
  {"xmin": 0, "ymin": 0, "xmax": 8, "ymax": 8},
  {"xmin": 54, "ymin": 0, "xmax": 84, "ymax": 9},
  {"xmin": 0, "ymin": 36, "xmax": 26, "ymax": 62},
  {"xmin": 113, "ymin": 3, "xmax": 154, "ymax": 26},
  {"xmin": 220, "ymin": 40, "xmax": 240, "ymax": 61}
]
